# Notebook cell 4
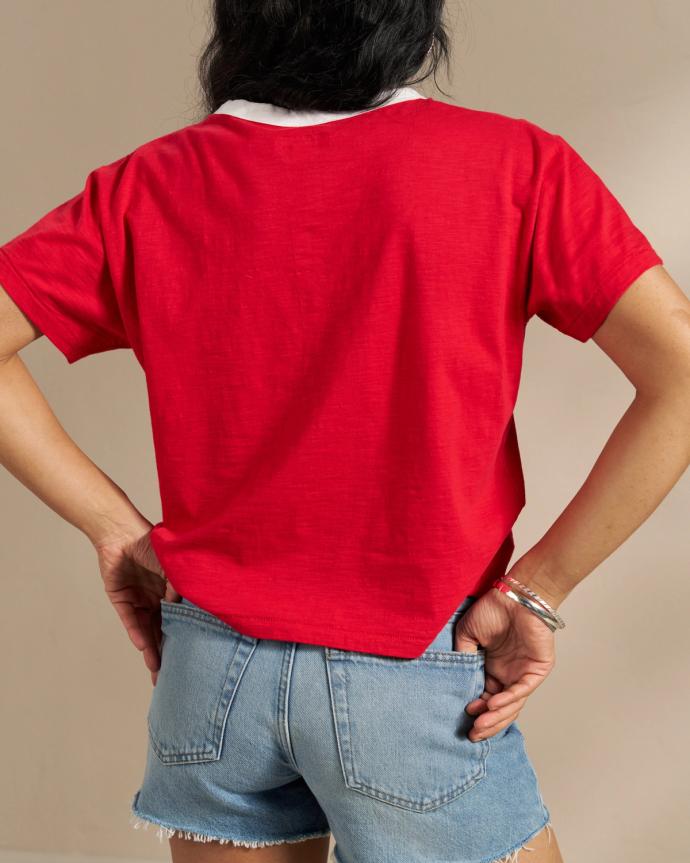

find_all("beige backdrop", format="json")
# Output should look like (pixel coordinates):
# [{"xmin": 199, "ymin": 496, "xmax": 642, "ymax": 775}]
[{"xmin": 1, "ymin": 2, "xmax": 688, "ymax": 861}]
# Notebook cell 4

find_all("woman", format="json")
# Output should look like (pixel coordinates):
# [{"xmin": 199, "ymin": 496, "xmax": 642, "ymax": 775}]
[{"xmin": 1, "ymin": 2, "xmax": 687, "ymax": 862}]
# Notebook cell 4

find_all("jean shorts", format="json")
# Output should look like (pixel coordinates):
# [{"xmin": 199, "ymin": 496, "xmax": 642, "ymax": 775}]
[{"xmin": 130, "ymin": 593, "xmax": 552, "ymax": 863}]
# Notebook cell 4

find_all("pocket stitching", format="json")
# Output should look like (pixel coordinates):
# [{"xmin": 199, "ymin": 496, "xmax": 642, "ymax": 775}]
[
  {"xmin": 424, "ymin": 648, "xmax": 486, "ymax": 661},
  {"xmin": 325, "ymin": 654, "xmax": 490, "ymax": 812},
  {"xmin": 147, "ymin": 627, "xmax": 258, "ymax": 765},
  {"xmin": 325, "ymin": 647, "xmax": 485, "ymax": 664},
  {"xmin": 160, "ymin": 600, "xmax": 256, "ymax": 642}
]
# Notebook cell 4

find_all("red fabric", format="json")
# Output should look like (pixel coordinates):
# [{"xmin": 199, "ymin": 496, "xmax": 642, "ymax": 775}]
[{"xmin": 0, "ymin": 98, "xmax": 663, "ymax": 657}]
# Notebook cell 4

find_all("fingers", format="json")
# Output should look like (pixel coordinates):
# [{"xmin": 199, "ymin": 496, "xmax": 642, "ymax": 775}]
[
  {"xmin": 112, "ymin": 600, "xmax": 149, "ymax": 651},
  {"xmin": 464, "ymin": 669, "xmax": 548, "ymax": 740},
  {"xmin": 463, "ymin": 667, "xmax": 542, "ymax": 741},
  {"xmin": 453, "ymin": 629, "xmax": 479, "ymax": 653},
  {"xmin": 469, "ymin": 705, "xmax": 522, "ymax": 741},
  {"xmin": 110, "ymin": 599, "xmax": 162, "ymax": 673},
  {"xmin": 164, "ymin": 581, "xmax": 183, "ymax": 603},
  {"xmin": 483, "ymin": 671, "xmax": 544, "ymax": 710},
  {"xmin": 465, "ymin": 668, "xmax": 504, "ymax": 714},
  {"xmin": 468, "ymin": 694, "xmax": 527, "ymax": 740},
  {"xmin": 141, "ymin": 643, "xmax": 161, "ymax": 674},
  {"xmin": 467, "ymin": 670, "xmax": 544, "ymax": 714},
  {"xmin": 136, "ymin": 611, "xmax": 162, "ymax": 674}
]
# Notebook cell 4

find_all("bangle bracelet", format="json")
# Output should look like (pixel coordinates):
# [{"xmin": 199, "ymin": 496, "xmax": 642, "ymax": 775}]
[
  {"xmin": 492, "ymin": 579, "xmax": 566, "ymax": 631},
  {"xmin": 501, "ymin": 574, "xmax": 566, "ymax": 630},
  {"xmin": 493, "ymin": 582, "xmax": 559, "ymax": 631}
]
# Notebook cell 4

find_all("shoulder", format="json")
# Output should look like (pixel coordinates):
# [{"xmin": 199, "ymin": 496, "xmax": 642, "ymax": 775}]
[
  {"xmin": 131, "ymin": 115, "xmax": 212, "ymax": 162},
  {"xmin": 87, "ymin": 115, "xmax": 211, "ymax": 200},
  {"xmin": 421, "ymin": 98, "xmax": 563, "ymax": 166}
]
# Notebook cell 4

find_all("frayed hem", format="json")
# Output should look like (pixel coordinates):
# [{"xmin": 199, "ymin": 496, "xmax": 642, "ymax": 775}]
[
  {"xmin": 486, "ymin": 820, "xmax": 553, "ymax": 863},
  {"xmin": 130, "ymin": 812, "xmax": 331, "ymax": 848}
]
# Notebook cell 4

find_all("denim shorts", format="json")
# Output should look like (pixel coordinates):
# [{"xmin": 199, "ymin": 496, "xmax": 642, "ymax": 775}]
[{"xmin": 130, "ymin": 593, "xmax": 552, "ymax": 863}]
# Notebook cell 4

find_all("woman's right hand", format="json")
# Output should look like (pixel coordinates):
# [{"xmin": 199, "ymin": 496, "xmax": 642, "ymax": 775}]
[
  {"xmin": 94, "ymin": 521, "xmax": 182, "ymax": 685},
  {"xmin": 453, "ymin": 586, "xmax": 556, "ymax": 742}
]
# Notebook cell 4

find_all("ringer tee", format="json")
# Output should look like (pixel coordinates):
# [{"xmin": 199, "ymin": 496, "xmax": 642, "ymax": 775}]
[{"xmin": 0, "ymin": 89, "xmax": 663, "ymax": 658}]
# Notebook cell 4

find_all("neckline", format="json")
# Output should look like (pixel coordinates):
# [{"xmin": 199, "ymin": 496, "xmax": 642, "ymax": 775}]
[{"xmin": 203, "ymin": 88, "xmax": 429, "ymax": 131}]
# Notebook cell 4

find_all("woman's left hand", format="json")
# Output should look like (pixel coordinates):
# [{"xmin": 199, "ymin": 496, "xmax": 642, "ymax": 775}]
[
  {"xmin": 94, "ymin": 522, "xmax": 181, "ymax": 685},
  {"xmin": 453, "ymin": 585, "xmax": 557, "ymax": 741}
]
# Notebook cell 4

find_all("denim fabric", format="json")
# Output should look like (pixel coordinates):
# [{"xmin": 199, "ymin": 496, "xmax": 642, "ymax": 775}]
[{"xmin": 130, "ymin": 594, "xmax": 551, "ymax": 862}]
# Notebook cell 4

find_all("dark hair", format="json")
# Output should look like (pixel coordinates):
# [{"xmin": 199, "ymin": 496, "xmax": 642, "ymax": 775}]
[{"xmin": 195, "ymin": 0, "xmax": 451, "ymax": 117}]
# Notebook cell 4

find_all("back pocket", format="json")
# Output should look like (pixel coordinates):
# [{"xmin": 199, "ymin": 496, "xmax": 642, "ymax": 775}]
[
  {"xmin": 325, "ymin": 647, "xmax": 489, "ymax": 812},
  {"xmin": 147, "ymin": 599, "xmax": 258, "ymax": 765}
]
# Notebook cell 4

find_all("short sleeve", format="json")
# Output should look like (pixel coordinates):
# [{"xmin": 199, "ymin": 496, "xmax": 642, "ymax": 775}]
[
  {"xmin": 524, "ymin": 129, "xmax": 663, "ymax": 342},
  {"xmin": 0, "ymin": 157, "xmax": 133, "ymax": 364}
]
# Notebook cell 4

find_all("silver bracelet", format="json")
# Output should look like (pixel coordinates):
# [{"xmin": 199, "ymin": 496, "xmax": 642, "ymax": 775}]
[
  {"xmin": 492, "ymin": 577, "xmax": 566, "ymax": 631},
  {"xmin": 497, "ymin": 587, "xmax": 560, "ymax": 632},
  {"xmin": 501, "ymin": 574, "xmax": 566, "ymax": 630}
]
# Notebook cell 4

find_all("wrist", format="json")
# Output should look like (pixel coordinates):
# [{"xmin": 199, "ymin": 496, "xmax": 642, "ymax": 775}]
[
  {"xmin": 517, "ymin": 579, "xmax": 566, "ymax": 612},
  {"xmin": 505, "ymin": 561, "xmax": 570, "ymax": 611},
  {"xmin": 84, "ymin": 503, "xmax": 152, "ymax": 549}
]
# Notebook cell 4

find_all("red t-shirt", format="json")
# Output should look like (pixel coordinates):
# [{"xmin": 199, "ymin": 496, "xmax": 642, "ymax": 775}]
[{"xmin": 0, "ymin": 96, "xmax": 663, "ymax": 658}]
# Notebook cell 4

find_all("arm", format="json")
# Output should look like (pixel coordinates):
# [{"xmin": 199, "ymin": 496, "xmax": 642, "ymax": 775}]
[
  {"xmin": 0, "ymin": 284, "xmax": 172, "ymax": 683},
  {"xmin": 457, "ymin": 264, "xmax": 690, "ymax": 740},
  {"xmin": 514, "ymin": 264, "xmax": 690, "ymax": 608}
]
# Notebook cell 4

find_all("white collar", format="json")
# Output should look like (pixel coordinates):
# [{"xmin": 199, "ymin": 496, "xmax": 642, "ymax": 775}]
[{"xmin": 212, "ymin": 86, "xmax": 426, "ymax": 127}]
